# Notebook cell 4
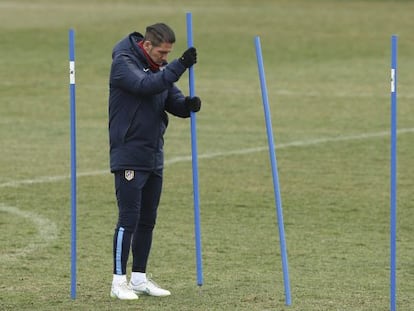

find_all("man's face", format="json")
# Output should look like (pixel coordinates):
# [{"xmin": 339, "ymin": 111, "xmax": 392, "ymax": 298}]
[{"xmin": 144, "ymin": 41, "xmax": 173, "ymax": 65}]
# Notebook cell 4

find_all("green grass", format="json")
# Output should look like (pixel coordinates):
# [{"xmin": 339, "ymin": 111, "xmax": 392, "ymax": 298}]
[{"xmin": 1, "ymin": 0, "xmax": 414, "ymax": 310}]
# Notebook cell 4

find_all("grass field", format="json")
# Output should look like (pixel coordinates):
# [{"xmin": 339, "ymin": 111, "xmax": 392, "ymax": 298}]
[{"xmin": 1, "ymin": 0, "xmax": 413, "ymax": 310}]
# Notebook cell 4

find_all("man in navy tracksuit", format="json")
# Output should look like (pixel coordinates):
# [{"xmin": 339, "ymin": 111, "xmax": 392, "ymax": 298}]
[{"xmin": 108, "ymin": 23, "xmax": 201, "ymax": 300}]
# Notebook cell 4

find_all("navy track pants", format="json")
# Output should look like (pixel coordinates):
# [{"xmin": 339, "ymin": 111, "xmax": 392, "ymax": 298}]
[{"xmin": 112, "ymin": 169, "xmax": 162, "ymax": 275}]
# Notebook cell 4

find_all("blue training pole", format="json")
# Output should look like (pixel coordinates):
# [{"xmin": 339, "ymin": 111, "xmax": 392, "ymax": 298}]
[
  {"xmin": 254, "ymin": 36, "xmax": 291, "ymax": 306},
  {"xmin": 390, "ymin": 34, "xmax": 398, "ymax": 311},
  {"xmin": 69, "ymin": 29, "xmax": 77, "ymax": 300},
  {"xmin": 186, "ymin": 12, "xmax": 204, "ymax": 287}
]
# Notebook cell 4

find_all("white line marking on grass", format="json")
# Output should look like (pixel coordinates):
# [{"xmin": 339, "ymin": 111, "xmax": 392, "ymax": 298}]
[
  {"xmin": 0, "ymin": 128, "xmax": 413, "ymax": 189},
  {"xmin": 0, "ymin": 204, "xmax": 58, "ymax": 261},
  {"xmin": 0, "ymin": 170, "xmax": 108, "ymax": 188},
  {"xmin": 274, "ymin": 89, "xmax": 414, "ymax": 99},
  {"xmin": 193, "ymin": 128, "xmax": 414, "ymax": 160}
]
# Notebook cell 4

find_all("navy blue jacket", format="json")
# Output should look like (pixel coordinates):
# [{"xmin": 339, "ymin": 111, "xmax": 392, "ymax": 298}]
[{"xmin": 109, "ymin": 32, "xmax": 191, "ymax": 172}]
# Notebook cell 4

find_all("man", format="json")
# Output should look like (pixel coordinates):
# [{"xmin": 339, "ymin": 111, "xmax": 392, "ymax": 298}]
[{"xmin": 108, "ymin": 23, "xmax": 201, "ymax": 300}]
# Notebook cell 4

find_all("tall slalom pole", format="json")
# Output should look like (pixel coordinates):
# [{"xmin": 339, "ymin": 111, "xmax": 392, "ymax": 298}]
[
  {"xmin": 254, "ymin": 36, "xmax": 291, "ymax": 306},
  {"xmin": 390, "ymin": 34, "xmax": 398, "ymax": 311},
  {"xmin": 186, "ymin": 12, "xmax": 203, "ymax": 287},
  {"xmin": 69, "ymin": 29, "xmax": 77, "ymax": 300}
]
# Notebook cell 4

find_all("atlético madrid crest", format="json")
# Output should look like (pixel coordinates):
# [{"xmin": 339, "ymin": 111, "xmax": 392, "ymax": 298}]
[{"xmin": 124, "ymin": 170, "xmax": 134, "ymax": 181}]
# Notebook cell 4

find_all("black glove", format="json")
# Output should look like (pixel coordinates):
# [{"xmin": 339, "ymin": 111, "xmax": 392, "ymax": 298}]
[
  {"xmin": 184, "ymin": 96, "xmax": 201, "ymax": 112},
  {"xmin": 179, "ymin": 47, "xmax": 197, "ymax": 68}
]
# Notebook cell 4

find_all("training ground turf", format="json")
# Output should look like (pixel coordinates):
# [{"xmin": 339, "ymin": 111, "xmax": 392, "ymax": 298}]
[{"xmin": 1, "ymin": 1, "xmax": 413, "ymax": 310}]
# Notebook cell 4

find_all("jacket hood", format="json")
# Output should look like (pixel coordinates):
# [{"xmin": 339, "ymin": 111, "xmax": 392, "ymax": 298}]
[
  {"xmin": 112, "ymin": 32, "xmax": 145, "ymax": 60},
  {"xmin": 112, "ymin": 32, "xmax": 168, "ymax": 69}
]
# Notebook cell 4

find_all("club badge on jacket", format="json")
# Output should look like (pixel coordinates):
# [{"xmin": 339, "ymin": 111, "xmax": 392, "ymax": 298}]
[{"xmin": 125, "ymin": 170, "xmax": 134, "ymax": 181}]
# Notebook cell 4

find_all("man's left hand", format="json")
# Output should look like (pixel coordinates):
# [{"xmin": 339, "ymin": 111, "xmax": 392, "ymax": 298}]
[{"xmin": 185, "ymin": 96, "xmax": 201, "ymax": 112}]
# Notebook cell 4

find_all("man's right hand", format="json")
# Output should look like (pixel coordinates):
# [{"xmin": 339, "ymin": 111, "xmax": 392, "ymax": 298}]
[{"xmin": 179, "ymin": 47, "xmax": 197, "ymax": 68}]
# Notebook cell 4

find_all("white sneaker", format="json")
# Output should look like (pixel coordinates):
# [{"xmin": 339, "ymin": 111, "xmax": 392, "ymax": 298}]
[
  {"xmin": 129, "ymin": 278, "xmax": 171, "ymax": 297},
  {"xmin": 110, "ymin": 281, "xmax": 139, "ymax": 300}
]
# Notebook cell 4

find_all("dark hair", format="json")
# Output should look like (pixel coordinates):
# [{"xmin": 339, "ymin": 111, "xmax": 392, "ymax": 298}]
[{"xmin": 144, "ymin": 23, "xmax": 176, "ymax": 46}]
